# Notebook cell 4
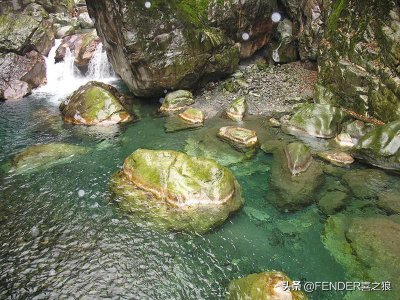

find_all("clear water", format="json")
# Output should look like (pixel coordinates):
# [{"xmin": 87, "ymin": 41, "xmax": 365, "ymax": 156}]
[{"xmin": 0, "ymin": 81, "xmax": 352, "ymax": 299}]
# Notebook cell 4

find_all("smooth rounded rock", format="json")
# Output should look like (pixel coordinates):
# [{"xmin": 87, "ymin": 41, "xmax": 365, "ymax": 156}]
[
  {"xmin": 110, "ymin": 149, "xmax": 243, "ymax": 233},
  {"xmin": 60, "ymin": 81, "xmax": 133, "ymax": 126},
  {"xmin": 159, "ymin": 90, "xmax": 194, "ymax": 112},
  {"xmin": 225, "ymin": 97, "xmax": 247, "ymax": 121},
  {"xmin": 178, "ymin": 108, "xmax": 204, "ymax": 124},
  {"xmin": 318, "ymin": 151, "xmax": 354, "ymax": 167},
  {"xmin": 217, "ymin": 126, "xmax": 259, "ymax": 152},
  {"xmin": 284, "ymin": 142, "xmax": 312, "ymax": 175}
]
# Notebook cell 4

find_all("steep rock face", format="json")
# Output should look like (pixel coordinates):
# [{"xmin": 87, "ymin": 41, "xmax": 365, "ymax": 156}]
[
  {"xmin": 86, "ymin": 0, "xmax": 277, "ymax": 97},
  {"xmin": 280, "ymin": 0, "xmax": 326, "ymax": 61},
  {"xmin": 316, "ymin": 0, "xmax": 400, "ymax": 122},
  {"xmin": 0, "ymin": 51, "xmax": 46, "ymax": 100},
  {"xmin": 0, "ymin": 0, "xmax": 75, "ymax": 15}
]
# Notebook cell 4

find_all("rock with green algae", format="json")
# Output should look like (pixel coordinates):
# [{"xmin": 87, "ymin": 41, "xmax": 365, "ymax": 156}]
[
  {"xmin": 185, "ymin": 128, "xmax": 255, "ymax": 166},
  {"xmin": 60, "ymin": 81, "xmax": 133, "ymax": 126},
  {"xmin": 226, "ymin": 271, "xmax": 308, "ymax": 300},
  {"xmin": 225, "ymin": 97, "xmax": 248, "ymax": 122},
  {"xmin": 323, "ymin": 215, "xmax": 400, "ymax": 300},
  {"xmin": 285, "ymin": 103, "xmax": 345, "ymax": 138},
  {"xmin": 86, "ymin": 0, "xmax": 278, "ymax": 96},
  {"xmin": 268, "ymin": 145, "xmax": 324, "ymax": 212},
  {"xmin": 342, "ymin": 169, "xmax": 390, "ymax": 199},
  {"xmin": 160, "ymin": 90, "xmax": 194, "ymax": 112},
  {"xmin": 377, "ymin": 191, "xmax": 400, "ymax": 214},
  {"xmin": 318, "ymin": 191, "xmax": 348, "ymax": 215},
  {"xmin": 217, "ymin": 126, "xmax": 259, "ymax": 153},
  {"xmin": 353, "ymin": 120, "xmax": 400, "ymax": 172},
  {"xmin": 110, "ymin": 149, "xmax": 243, "ymax": 233},
  {"xmin": 284, "ymin": 142, "xmax": 312, "ymax": 175},
  {"xmin": 10, "ymin": 143, "xmax": 90, "ymax": 175},
  {"xmin": 164, "ymin": 107, "xmax": 204, "ymax": 132}
]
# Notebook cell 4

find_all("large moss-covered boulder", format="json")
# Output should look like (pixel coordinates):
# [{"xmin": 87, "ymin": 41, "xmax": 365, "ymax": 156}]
[
  {"xmin": 60, "ymin": 81, "xmax": 133, "ymax": 125},
  {"xmin": 10, "ymin": 143, "xmax": 89, "ymax": 175},
  {"xmin": 0, "ymin": 4, "xmax": 54, "ymax": 56},
  {"xmin": 316, "ymin": 0, "xmax": 400, "ymax": 123},
  {"xmin": 342, "ymin": 169, "xmax": 390, "ymax": 199},
  {"xmin": 269, "ymin": 145, "xmax": 324, "ymax": 211},
  {"xmin": 110, "ymin": 149, "xmax": 243, "ymax": 233},
  {"xmin": 353, "ymin": 120, "xmax": 400, "ymax": 172},
  {"xmin": 286, "ymin": 103, "xmax": 345, "ymax": 138},
  {"xmin": 323, "ymin": 215, "xmax": 400, "ymax": 300},
  {"xmin": 86, "ymin": 0, "xmax": 278, "ymax": 97},
  {"xmin": 226, "ymin": 271, "xmax": 308, "ymax": 300},
  {"xmin": 0, "ymin": 51, "xmax": 46, "ymax": 100}
]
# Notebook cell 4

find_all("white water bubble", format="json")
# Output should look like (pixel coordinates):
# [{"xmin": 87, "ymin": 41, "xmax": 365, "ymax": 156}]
[
  {"xmin": 159, "ymin": 97, "xmax": 165, "ymax": 104},
  {"xmin": 78, "ymin": 189, "xmax": 85, "ymax": 197},
  {"xmin": 242, "ymin": 32, "xmax": 250, "ymax": 41},
  {"xmin": 145, "ymin": 1, "xmax": 151, "ymax": 8},
  {"xmin": 163, "ymin": 89, "xmax": 168, "ymax": 94},
  {"xmin": 271, "ymin": 12, "xmax": 282, "ymax": 23},
  {"xmin": 31, "ymin": 226, "xmax": 40, "ymax": 238}
]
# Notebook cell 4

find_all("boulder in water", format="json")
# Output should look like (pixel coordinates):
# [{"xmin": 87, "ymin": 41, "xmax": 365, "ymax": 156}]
[
  {"xmin": 178, "ymin": 108, "xmax": 204, "ymax": 124},
  {"xmin": 227, "ymin": 271, "xmax": 308, "ymax": 300},
  {"xmin": 334, "ymin": 133, "xmax": 354, "ymax": 148},
  {"xmin": 269, "ymin": 144, "xmax": 324, "ymax": 211},
  {"xmin": 225, "ymin": 97, "xmax": 247, "ymax": 122},
  {"xmin": 160, "ymin": 90, "xmax": 195, "ymax": 113},
  {"xmin": 60, "ymin": 81, "xmax": 133, "ymax": 126},
  {"xmin": 353, "ymin": 120, "xmax": 400, "ymax": 172},
  {"xmin": 284, "ymin": 142, "xmax": 312, "ymax": 175},
  {"xmin": 2, "ymin": 80, "xmax": 31, "ymax": 100},
  {"xmin": 55, "ymin": 31, "xmax": 100, "ymax": 72},
  {"xmin": 318, "ymin": 151, "xmax": 354, "ymax": 167},
  {"xmin": 217, "ymin": 126, "xmax": 259, "ymax": 153},
  {"xmin": 285, "ymin": 103, "xmax": 345, "ymax": 138},
  {"xmin": 110, "ymin": 149, "xmax": 243, "ymax": 233},
  {"xmin": 323, "ymin": 215, "xmax": 400, "ymax": 299},
  {"xmin": 342, "ymin": 169, "xmax": 390, "ymax": 199},
  {"xmin": 11, "ymin": 143, "xmax": 89, "ymax": 175}
]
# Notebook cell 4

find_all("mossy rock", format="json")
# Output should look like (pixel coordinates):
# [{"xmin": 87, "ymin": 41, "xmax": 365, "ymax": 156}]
[
  {"xmin": 353, "ymin": 120, "xmax": 400, "ymax": 172},
  {"xmin": 284, "ymin": 142, "xmax": 312, "ymax": 175},
  {"xmin": 217, "ymin": 126, "xmax": 259, "ymax": 153},
  {"xmin": 323, "ymin": 215, "xmax": 400, "ymax": 300},
  {"xmin": 318, "ymin": 151, "xmax": 354, "ymax": 167},
  {"xmin": 60, "ymin": 81, "xmax": 133, "ymax": 126},
  {"xmin": 342, "ymin": 169, "xmax": 390, "ymax": 199},
  {"xmin": 225, "ymin": 97, "xmax": 247, "ymax": 122},
  {"xmin": 268, "ymin": 146, "xmax": 324, "ymax": 212},
  {"xmin": 110, "ymin": 149, "xmax": 243, "ymax": 233},
  {"xmin": 10, "ymin": 143, "xmax": 89, "ymax": 175},
  {"xmin": 285, "ymin": 103, "xmax": 345, "ymax": 138},
  {"xmin": 226, "ymin": 271, "xmax": 308, "ymax": 300},
  {"xmin": 160, "ymin": 90, "xmax": 194, "ymax": 112}
]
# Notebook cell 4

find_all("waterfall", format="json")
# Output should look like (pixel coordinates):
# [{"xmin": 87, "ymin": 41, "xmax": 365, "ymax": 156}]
[
  {"xmin": 35, "ymin": 39, "xmax": 116, "ymax": 104},
  {"xmin": 86, "ymin": 43, "xmax": 115, "ymax": 80}
]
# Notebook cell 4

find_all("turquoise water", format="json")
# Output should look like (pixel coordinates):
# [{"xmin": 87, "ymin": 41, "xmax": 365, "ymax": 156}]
[{"xmin": 0, "ymin": 81, "xmax": 360, "ymax": 299}]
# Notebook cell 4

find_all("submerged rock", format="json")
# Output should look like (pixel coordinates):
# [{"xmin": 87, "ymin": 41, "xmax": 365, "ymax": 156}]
[
  {"xmin": 160, "ymin": 90, "xmax": 194, "ymax": 112},
  {"xmin": 318, "ymin": 151, "xmax": 354, "ymax": 167},
  {"xmin": 227, "ymin": 271, "xmax": 308, "ymax": 300},
  {"xmin": 86, "ymin": 0, "xmax": 278, "ymax": 96},
  {"xmin": 323, "ymin": 215, "xmax": 400, "ymax": 299},
  {"xmin": 377, "ymin": 191, "xmax": 400, "ymax": 214},
  {"xmin": 286, "ymin": 103, "xmax": 345, "ymax": 138},
  {"xmin": 10, "ymin": 143, "xmax": 89, "ymax": 175},
  {"xmin": 353, "ymin": 120, "xmax": 400, "ymax": 172},
  {"xmin": 318, "ymin": 191, "xmax": 348, "ymax": 215},
  {"xmin": 217, "ymin": 126, "xmax": 259, "ymax": 153},
  {"xmin": 269, "ymin": 145, "xmax": 324, "ymax": 212},
  {"xmin": 342, "ymin": 169, "xmax": 390, "ymax": 199},
  {"xmin": 225, "ymin": 97, "xmax": 247, "ymax": 122},
  {"xmin": 60, "ymin": 81, "xmax": 133, "ymax": 126},
  {"xmin": 284, "ymin": 142, "xmax": 312, "ymax": 175},
  {"xmin": 110, "ymin": 149, "xmax": 243, "ymax": 233}
]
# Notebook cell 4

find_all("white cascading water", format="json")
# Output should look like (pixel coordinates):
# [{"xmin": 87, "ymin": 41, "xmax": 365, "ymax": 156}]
[{"xmin": 35, "ymin": 39, "xmax": 115, "ymax": 103}]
